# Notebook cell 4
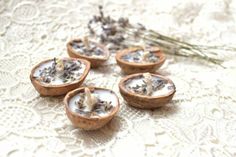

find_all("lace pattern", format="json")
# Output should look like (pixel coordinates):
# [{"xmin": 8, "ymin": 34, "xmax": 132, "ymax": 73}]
[{"xmin": 0, "ymin": 0, "xmax": 236, "ymax": 156}]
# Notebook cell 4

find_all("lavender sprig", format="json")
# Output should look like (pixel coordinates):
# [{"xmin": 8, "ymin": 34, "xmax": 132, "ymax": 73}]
[{"xmin": 86, "ymin": 5, "xmax": 236, "ymax": 67}]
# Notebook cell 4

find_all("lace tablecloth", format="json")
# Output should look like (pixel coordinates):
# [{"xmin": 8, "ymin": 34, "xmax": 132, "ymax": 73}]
[{"xmin": 0, "ymin": 0, "xmax": 236, "ymax": 156}]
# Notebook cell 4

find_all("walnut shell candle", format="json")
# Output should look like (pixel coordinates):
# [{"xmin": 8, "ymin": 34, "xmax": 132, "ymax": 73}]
[
  {"xmin": 119, "ymin": 73, "xmax": 175, "ymax": 109},
  {"xmin": 67, "ymin": 38, "xmax": 110, "ymax": 68},
  {"xmin": 64, "ymin": 87, "xmax": 120, "ymax": 130},
  {"xmin": 30, "ymin": 58, "xmax": 90, "ymax": 96},
  {"xmin": 116, "ymin": 47, "xmax": 165, "ymax": 74}
]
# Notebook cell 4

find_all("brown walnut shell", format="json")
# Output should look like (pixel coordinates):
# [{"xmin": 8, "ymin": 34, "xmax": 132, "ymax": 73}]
[
  {"xmin": 119, "ymin": 73, "xmax": 176, "ymax": 109},
  {"xmin": 30, "ymin": 58, "xmax": 90, "ymax": 96},
  {"xmin": 116, "ymin": 47, "xmax": 165, "ymax": 74},
  {"xmin": 64, "ymin": 87, "xmax": 120, "ymax": 130},
  {"xmin": 67, "ymin": 39, "xmax": 110, "ymax": 68}
]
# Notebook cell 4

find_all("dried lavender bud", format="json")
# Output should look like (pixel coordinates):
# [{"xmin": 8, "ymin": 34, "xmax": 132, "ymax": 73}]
[
  {"xmin": 75, "ymin": 93, "xmax": 86, "ymax": 110},
  {"xmin": 44, "ymin": 77, "xmax": 51, "ymax": 83},
  {"xmin": 118, "ymin": 17, "xmax": 129, "ymax": 27},
  {"xmin": 106, "ymin": 16, "xmax": 111, "ymax": 23},
  {"xmin": 100, "ymin": 34, "xmax": 107, "ymax": 43},
  {"xmin": 102, "ymin": 24, "xmax": 117, "ymax": 36},
  {"xmin": 53, "ymin": 57, "xmax": 56, "ymax": 64},
  {"xmin": 137, "ymin": 23, "xmax": 146, "ymax": 30},
  {"xmin": 152, "ymin": 78, "xmax": 165, "ymax": 91},
  {"xmin": 76, "ymin": 100, "xmax": 84, "ymax": 109},
  {"xmin": 116, "ymin": 35, "xmax": 125, "ymax": 42},
  {"xmin": 88, "ymin": 26, "xmax": 95, "ymax": 35},
  {"xmin": 105, "ymin": 102, "xmax": 113, "ymax": 111},
  {"xmin": 98, "ymin": 5, "xmax": 103, "ymax": 10},
  {"xmin": 98, "ymin": 5, "xmax": 104, "ymax": 18},
  {"xmin": 93, "ymin": 15, "xmax": 100, "ymax": 22}
]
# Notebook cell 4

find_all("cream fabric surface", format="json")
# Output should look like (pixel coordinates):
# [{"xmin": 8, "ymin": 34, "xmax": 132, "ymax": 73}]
[{"xmin": 0, "ymin": 0, "xmax": 236, "ymax": 157}]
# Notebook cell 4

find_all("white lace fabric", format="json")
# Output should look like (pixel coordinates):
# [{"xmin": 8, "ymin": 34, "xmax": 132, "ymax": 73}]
[{"xmin": 0, "ymin": 0, "xmax": 236, "ymax": 157}]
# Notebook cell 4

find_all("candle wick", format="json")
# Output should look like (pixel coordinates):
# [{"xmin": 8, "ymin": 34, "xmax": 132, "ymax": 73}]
[
  {"xmin": 143, "ymin": 73, "xmax": 153, "ymax": 95},
  {"xmin": 55, "ymin": 58, "xmax": 64, "ymax": 72},
  {"xmin": 83, "ymin": 36, "xmax": 90, "ymax": 49},
  {"xmin": 142, "ymin": 50, "xmax": 150, "ymax": 62},
  {"xmin": 140, "ymin": 44, "xmax": 150, "ymax": 62},
  {"xmin": 84, "ymin": 87, "xmax": 98, "ymax": 112}
]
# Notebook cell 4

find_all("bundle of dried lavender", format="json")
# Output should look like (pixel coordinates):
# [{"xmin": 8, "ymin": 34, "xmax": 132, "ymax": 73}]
[{"xmin": 87, "ymin": 5, "xmax": 234, "ymax": 66}]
